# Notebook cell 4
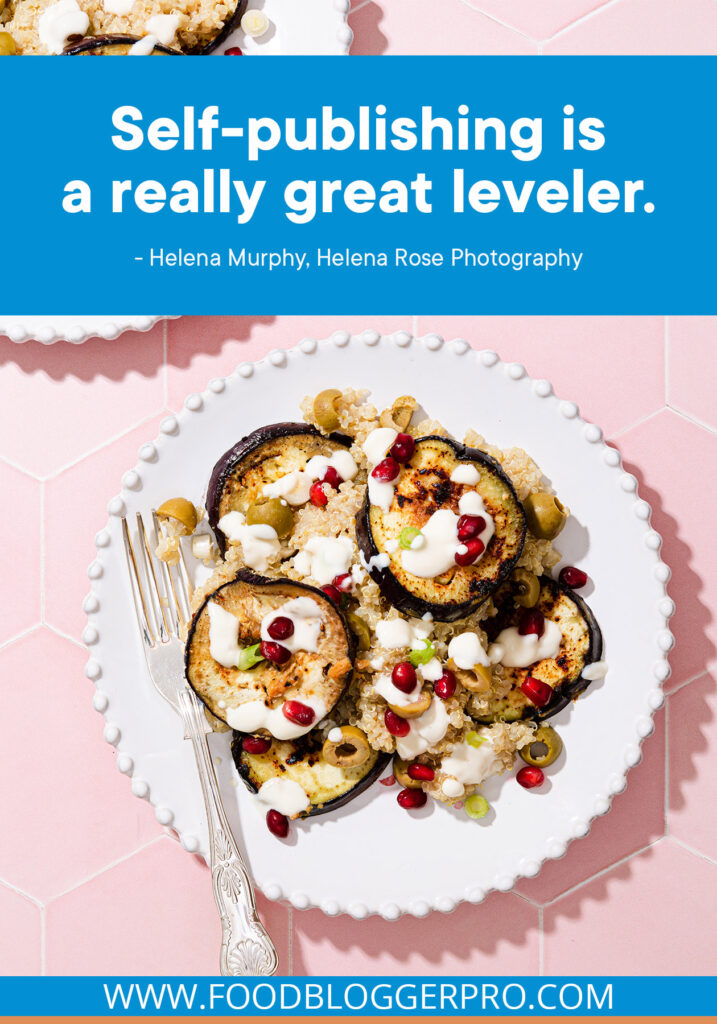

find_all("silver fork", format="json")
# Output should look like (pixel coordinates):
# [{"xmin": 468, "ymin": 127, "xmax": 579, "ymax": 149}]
[{"xmin": 122, "ymin": 511, "xmax": 279, "ymax": 977}]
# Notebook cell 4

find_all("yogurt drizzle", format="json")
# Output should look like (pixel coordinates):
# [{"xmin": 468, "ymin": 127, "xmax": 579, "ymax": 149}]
[
  {"xmin": 489, "ymin": 621, "xmax": 562, "ymax": 668},
  {"xmin": 263, "ymin": 450, "xmax": 358, "ymax": 506},
  {"xmin": 217, "ymin": 511, "xmax": 279, "ymax": 571}
]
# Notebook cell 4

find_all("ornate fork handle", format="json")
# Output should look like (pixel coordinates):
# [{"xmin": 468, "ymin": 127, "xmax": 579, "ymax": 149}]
[{"xmin": 178, "ymin": 689, "xmax": 279, "ymax": 976}]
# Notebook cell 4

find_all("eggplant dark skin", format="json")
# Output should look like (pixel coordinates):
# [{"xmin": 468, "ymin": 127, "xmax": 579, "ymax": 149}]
[
  {"xmin": 62, "ymin": 34, "xmax": 182, "ymax": 54},
  {"xmin": 185, "ymin": 568, "xmax": 356, "ymax": 725},
  {"xmin": 356, "ymin": 435, "xmax": 526, "ymax": 622},
  {"xmin": 480, "ymin": 575, "xmax": 603, "ymax": 723},
  {"xmin": 231, "ymin": 732, "xmax": 391, "ymax": 819},
  {"xmin": 207, "ymin": 422, "xmax": 353, "ymax": 554}
]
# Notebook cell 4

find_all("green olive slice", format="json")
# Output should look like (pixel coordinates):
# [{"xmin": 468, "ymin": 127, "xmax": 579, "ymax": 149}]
[
  {"xmin": 322, "ymin": 726, "xmax": 371, "ymax": 768},
  {"xmin": 246, "ymin": 498, "xmax": 294, "ymax": 538},
  {"xmin": 388, "ymin": 688, "xmax": 432, "ymax": 719},
  {"xmin": 512, "ymin": 568, "xmax": 541, "ymax": 607},
  {"xmin": 0, "ymin": 31, "xmax": 16, "ymax": 54},
  {"xmin": 393, "ymin": 756, "xmax": 422, "ymax": 789},
  {"xmin": 347, "ymin": 612, "xmax": 371, "ymax": 650},
  {"xmin": 313, "ymin": 389, "xmax": 342, "ymax": 432},
  {"xmin": 523, "ymin": 492, "xmax": 568, "ymax": 540},
  {"xmin": 157, "ymin": 497, "xmax": 198, "ymax": 534},
  {"xmin": 519, "ymin": 725, "xmax": 563, "ymax": 767}
]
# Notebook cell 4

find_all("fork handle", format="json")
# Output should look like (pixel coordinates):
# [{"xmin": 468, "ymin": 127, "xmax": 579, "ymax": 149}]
[{"xmin": 178, "ymin": 690, "xmax": 279, "ymax": 977}]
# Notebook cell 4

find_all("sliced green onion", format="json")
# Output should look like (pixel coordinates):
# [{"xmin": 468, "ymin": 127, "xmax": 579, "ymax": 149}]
[
  {"xmin": 464, "ymin": 794, "xmax": 490, "ymax": 820},
  {"xmin": 466, "ymin": 730, "xmax": 486, "ymax": 748},
  {"xmin": 237, "ymin": 643, "xmax": 265, "ymax": 671},
  {"xmin": 399, "ymin": 527, "xmax": 422, "ymax": 550},
  {"xmin": 408, "ymin": 638, "xmax": 436, "ymax": 667}
]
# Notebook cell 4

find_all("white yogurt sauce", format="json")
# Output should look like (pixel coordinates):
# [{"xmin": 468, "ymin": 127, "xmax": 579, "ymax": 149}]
[
  {"xmin": 257, "ymin": 777, "xmax": 310, "ymax": 817},
  {"xmin": 102, "ymin": 0, "xmax": 133, "ymax": 13},
  {"xmin": 262, "ymin": 451, "xmax": 358, "ymax": 506},
  {"xmin": 400, "ymin": 493, "xmax": 494, "ymax": 579},
  {"xmin": 441, "ymin": 733, "xmax": 502, "ymax": 786},
  {"xmin": 448, "ymin": 631, "xmax": 491, "ymax": 670},
  {"xmin": 450, "ymin": 464, "xmax": 481, "ymax": 485},
  {"xmin": 375, "ymin": 617, "xmax": 431, "ymax": 650},
  {"xmin": 367, "ymin": 476, "xmax": 396, "ymax": 513},
  {"xmin": 217, "ymin": 511, "xmax": 279, "ymax": 571},
  {"xmin": 373, "ymin": 672, "xmax": 424, "ymax": 707},
  {"xmin": 395, "ymin": 697, "xmax": 450, "ymax": 759},
  {"xmin": 128, "ymin": 33, "xmax": 157, "ymax": 53},
  {"xmin": 385, "ymin": 539, "xmax": 399, "ymax": 553},
  {"xmin": 363, "ymin": 427, "xmax": 399, "ymax": 512},
  {"xmin": 360, "ymin": 550, "xmax": 391, "ymax": 574},
  {"xmin": 260, "ymin": 597, "xmax": 323, "ymax": 654},
  {"xmin": 207, "ymin": 601, "xmax": 242, "ymax": 668},
  {"xmin": 145, "ymin": 12, "xmax": 179, "ymax": 43},
  {"xmin": 419, "ymin": 657, "xmax": 444, "ymax": 682},
  {"xmin": 226, "ymin": 696, "xmax": 327, "ymax": 740},
  {"xmin": 293, "ymin": 535, "xmax": 353, "ymax": 586},
  {"xmin": 489, "ymin": 620, "xmax": 562, "ymax": 668},
  {"xmin": 582, "ymin": 660, "xmax": 609, "ymax": 680},
  {"xmin": 327, "ymin": 727, "xmax": 344, "ymax": 743},
  {"xmin": 442, "ymin": 777, "xmax": 465, "ymax": 798},
  {"xmin": 38, "ymin": 0, "xmax": 89, "ymax": 52}
]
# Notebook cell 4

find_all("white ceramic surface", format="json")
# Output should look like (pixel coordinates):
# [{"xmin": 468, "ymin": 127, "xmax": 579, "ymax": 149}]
[
  {"xmin": 84, "ymin": 332, "xmax": 672, "ymax": 919},
  {"xmin": 0, "ymin": 315, "xmax": 176, "ymax": 345},
  {"xmin": 215, "ymin": 0, "xmax": 352, "ymax": 55}
]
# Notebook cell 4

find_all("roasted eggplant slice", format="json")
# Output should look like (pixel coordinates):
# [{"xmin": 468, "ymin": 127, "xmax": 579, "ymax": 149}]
[
  {"xmin": 479, "ymin": 576, "xmax": 603, "ymax": 722},
  {"xmin": 232, "ymin": 733, "xmax": 389, "ymax": 818},
  {"xmin": 356, "ymin": 435, "xmax": 526, "ymax": 621},
  {"xmin": 185, "ymin": 569, "xmax": 355, "ymax": 729},
  {"xmin": 63, "ymin": 34, "xmax": 181, "ymax": 54},
  {"xmin": 207, "ymin": 422, "xmax": 353, "ymax": 553}
]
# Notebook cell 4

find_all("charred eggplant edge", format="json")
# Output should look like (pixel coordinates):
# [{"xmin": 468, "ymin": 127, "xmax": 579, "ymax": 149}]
[
  {"xmin": 355, "ymin": 434, "xmax": 527, "ymax": 622},
  {"xmin": 184, "ymin": 567, "xmax": 357, "ymax": 720},
  {"xmin": 62, "ymin": 34, "xmax": 182, "ymax": 53},
  {"xmin": 207, "ymin": 421, "xmax": 353, "ymax": 552},
  {"xmin": 230, "ymin": 735, "xmax": 391, "ymax": 818}
]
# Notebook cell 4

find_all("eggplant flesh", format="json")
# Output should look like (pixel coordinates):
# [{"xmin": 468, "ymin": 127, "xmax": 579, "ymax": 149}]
[
  {"xmin": 232, "ymin": 733, "xmax": 390, "ymax": 818},
  {"xmin": 479, "ymin": 576, "xmax": 603, "ymax": 722},
  {"xmin": 356, "ymin": 435, "xmax": 526, "ymax": 622},
  {"xmin": 185, "ymin": 569, "xmax": 354, "ymax": 727},
  {"xmin": 63, "ymin": 34, "xmax": 181, "ymax": 53}
]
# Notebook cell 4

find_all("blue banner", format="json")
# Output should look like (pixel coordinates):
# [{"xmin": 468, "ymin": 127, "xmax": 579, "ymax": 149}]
[
  {"xmin": 1, "ymin": 56, "xmax": 715, "ymax": 314},
  {"xmin": 0, "ymin": 976, "xmax": 714, "ymax": 1016}
]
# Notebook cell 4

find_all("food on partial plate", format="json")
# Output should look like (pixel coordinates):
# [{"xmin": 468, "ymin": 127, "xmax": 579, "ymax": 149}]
[
  {"xmin": 168, "ymin": 387, "xmax": 605, "ymax": 838},
  {"xmin": 0, "ymin": 0, "xmax": 247, "ymax": 54}
]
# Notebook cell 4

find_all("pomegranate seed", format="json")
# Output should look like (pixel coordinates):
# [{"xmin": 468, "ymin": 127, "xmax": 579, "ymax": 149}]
[
  {"xmin": 391, "ymin": 661, "xmax": 417, "ymax": 694},
  {"xmin": 282, "ymin": 700, "xmax": 316, "ymax": 727},
  {"xmin": 434, "ymin": 669, "xmax": 457, "ymax": 699},
  {"xmin": 266, "ymin": 809, "xmax": 289, "ymax": 837},
  {"xmin": 321, "ymin": 584, "xmax": 343, "ymax": 605},
  {"xmin": 518, "ymin": 609, "xmax": 545, "ymax": 637},
  {"xmin": 322, "ymin": 466, "xmax": 343, "ymax": 490},
  {"xmin": 397, "ymin": 787, "xmax": 428, "ymax": 809},
  {"xmin": 384, "ymin": 708, "xmax": 410, "ymax": 737},
  {"xmin": 457, "ymin": 514, "xmax": 486, "ymax": 541},
  {"xmin": 520, "ymin": 675, "xmax": 553, "ymax": 708},
  {"xmin": 333, "ymin": 572, "xmax": 353, "ymax": 593},
  {"xmin": 559, "ymin": 565, "xmax": 588, "ymax": 589},
  {"xmin": 242, "ymin": 735, "xmax": 271, "ymax": 755},
  {"xmin": 407, "ymin": 763, "xmax": 435, "ymax": 781},
  {"xmin": 380, "ymin": 775, "xmax": 396, "ymax": 786},
  {"xmin": 516, "ymin": 765, "xmax": 545, "ymax": 789},
  {"xmin": 389, "ymin": 433, "xmax": 415, "ymax": 463},
  {"xmin": 455, "ymin": 538, "xmax": 485, "ymax": 566},
  {"xmin": 224, "ymin": 46, "xmax": 243, "ymax": 54},
  {"xmin": 267, "ymin": 616, "xmax": 294, "ymax": 641},
  {"xmin": 309, "ymin": 481, "xmax": 328, "ymax": 507},
  {"xmin": 371, "ymin": 457, "xmax": 400, "ymax": 482},
  {"xmin": 260, "ymin": 641, "xmax": 291, "ymax": 665}
]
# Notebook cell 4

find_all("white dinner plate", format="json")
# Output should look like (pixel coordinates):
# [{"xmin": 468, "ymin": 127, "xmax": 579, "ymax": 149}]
[
  {"xmin": 0, "ymin": 315, "xmax": 177, "ymax": 345},
  {"xmin": 83, "ymin": 332, "xmax": 673, "ymax": 919}
]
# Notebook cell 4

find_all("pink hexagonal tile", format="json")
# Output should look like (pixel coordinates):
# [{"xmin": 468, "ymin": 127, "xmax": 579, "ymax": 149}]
[
  {"xmin": 544, "ymin": 0, "xmax": 717, "ymax": 54},
  {"xmin": 292, "ymin": 893, "xmax": 539, "ymax": 975},
  {"xmin": 0, "ymin": 884, "xmax": 41, "ymax": 975},
  {"xmin": 0, "ymin": 462, "xmax": 41, "ymax": 645},
  {"xmin": 44, "ymin": 416, "xmax": 164, "ymax": 641},
  {"xmin": 165, "ymin": 316, "xmax": 413, "ymax": 409},
  {"xmin": 544, "ymin": 839, "xmax": 717, "ymax": 973},
  {"xmin": 0, "ymin": 629, "xmax": 159, "ymax": 901},
  {"xmin": 349, "ymin": 0, "xmax": 538, "ymax": 55},
  {"xmin": 668, "ymin": 317, "xmax": 717, "ymax": 432},
  {"xmin": 668, "ymin": 671, "xmax": 717, "ymax": 861},
  {"xmin": 0, "ymin": 329, "xmax": 164, "ymax": 479},
  {"xmin": 45, "ymin": 837, "xmax": 290, "ymax": 975},
  {"xmin": 462, "ymin": 0, "xmax": 610, "ymax": 41},
  {"xmin": 616, "ymin": 410, "xmax": 717, "ymax": 688},
  {"xmin": 415, "ymin": 316, "xmax": 665, "ymax": 437},
  {"xmin": 516, "ymin": 710, "xmax": 666, "ymax": 904}
]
